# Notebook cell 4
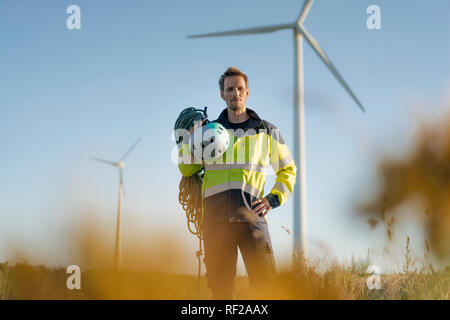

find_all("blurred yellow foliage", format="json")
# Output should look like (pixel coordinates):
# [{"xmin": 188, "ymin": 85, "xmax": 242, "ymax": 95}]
[{"xmin": 359, "ymin": 112, "xmax": 450, "ymax": 260}]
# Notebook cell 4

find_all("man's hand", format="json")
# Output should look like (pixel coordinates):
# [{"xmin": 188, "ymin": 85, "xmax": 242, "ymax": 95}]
[{"xmin": 251, "ymin": 198, "xmax": 272, "ymax": 217}]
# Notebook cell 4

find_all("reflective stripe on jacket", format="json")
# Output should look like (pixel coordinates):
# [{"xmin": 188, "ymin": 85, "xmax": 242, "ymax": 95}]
[{"xmin": 178, "ymin": 108, "xmax": 297, "ymax": 223}]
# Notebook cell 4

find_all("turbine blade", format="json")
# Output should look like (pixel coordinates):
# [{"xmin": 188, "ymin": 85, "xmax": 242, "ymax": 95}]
[
  {"xmin": 186, "ymin": 23, "xmax": 294, "ymax": 38},
  {"xmin": 91, "ymin": 157, "xmax": 118, "ymax": 167},
  {"xmin": 297, "ymin": 0, "xmax": 314, "ymax": 25},
  {"xmin": 120, "ymin": 137, "xmax": 142, "ymax": 161},
  {"xmin": 297, "ymin": 25, "xmax": 366, "ymax": 113}
]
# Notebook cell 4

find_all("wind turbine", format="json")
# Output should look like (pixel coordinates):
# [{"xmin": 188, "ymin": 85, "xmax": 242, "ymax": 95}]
[
  {"xmin": 187, "ymin": 0, "xmax": 366, "ymax": 259},
  {"xmin": 91, "ymin": 137, "xmax": 142, "ymax": 270}
]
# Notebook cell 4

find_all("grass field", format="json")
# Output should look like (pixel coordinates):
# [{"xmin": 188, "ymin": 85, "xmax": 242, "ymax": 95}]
[{"xmin": 1, "ymin": 256, "xmax": 449, "ymax": 300}]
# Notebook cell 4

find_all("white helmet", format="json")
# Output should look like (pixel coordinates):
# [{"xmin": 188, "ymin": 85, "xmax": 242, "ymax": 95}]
[{"xmin": 190, "ymin": 122, "xmax": 230, "ymax": 161}]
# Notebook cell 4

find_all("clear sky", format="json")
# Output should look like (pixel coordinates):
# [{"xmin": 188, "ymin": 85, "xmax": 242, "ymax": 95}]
[{"xmin": 1, "ymin": 0, "xmax": 449, "ymax": 274}]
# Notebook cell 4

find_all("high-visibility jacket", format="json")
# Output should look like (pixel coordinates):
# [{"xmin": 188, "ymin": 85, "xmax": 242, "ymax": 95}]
[{"xmin": 178, "ymin": 108, "xmax": 297, "ymax": 224}]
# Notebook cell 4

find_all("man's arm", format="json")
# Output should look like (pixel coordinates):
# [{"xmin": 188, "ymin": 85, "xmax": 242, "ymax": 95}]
[
  {"xmin": 251, "ymin": 125, "xmax": 297, "ymax": 216},
  {"xmin": 266, "ymin": 126, "xmax": 297, "ymax": 208}
]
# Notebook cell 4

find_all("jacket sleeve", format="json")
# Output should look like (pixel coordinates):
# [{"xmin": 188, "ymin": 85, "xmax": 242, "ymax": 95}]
[
  {"xmin": 177, "ymin": 143, "xmax": 203, "ymax": 177},
  {"xmin": 265, "ymin": 127, "xmax": 297, "ymax": 208}
]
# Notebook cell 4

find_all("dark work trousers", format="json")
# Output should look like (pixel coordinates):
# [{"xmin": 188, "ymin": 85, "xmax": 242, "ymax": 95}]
[{"xmin": 202, "ymin": 221, "xmax": 276, "ymax": 299}]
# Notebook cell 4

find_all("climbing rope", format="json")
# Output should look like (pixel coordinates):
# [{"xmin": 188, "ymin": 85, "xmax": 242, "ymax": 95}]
[{"xmin": 174, "ymin": 107, "xmax": 208, "ymax": 292}]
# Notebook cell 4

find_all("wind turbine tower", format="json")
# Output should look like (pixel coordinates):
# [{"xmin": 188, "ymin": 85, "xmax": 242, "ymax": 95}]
[
  {"xmin": 91, "ymin": 137, "xmax": 142, "ymax": 270},
  {"xmin": 187, "ymin": 0, "xmax": 366, "ymax": 259}
]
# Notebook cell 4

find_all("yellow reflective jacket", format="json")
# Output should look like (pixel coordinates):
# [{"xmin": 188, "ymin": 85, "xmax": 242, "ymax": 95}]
[{"xmin": 178, "ymin": 108, "xmax": 297, "ymax": 223}]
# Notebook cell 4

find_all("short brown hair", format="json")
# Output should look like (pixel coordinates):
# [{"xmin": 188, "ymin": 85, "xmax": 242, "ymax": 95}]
[{"xmin": 219, "ymin": 66, "xmax": 249, "ymax": 91}]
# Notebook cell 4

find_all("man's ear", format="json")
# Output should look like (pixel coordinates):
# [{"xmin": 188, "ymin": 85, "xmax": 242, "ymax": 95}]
[{"xmin": 220, "ymin": 90, "xmax": 224, "ymax": 100}]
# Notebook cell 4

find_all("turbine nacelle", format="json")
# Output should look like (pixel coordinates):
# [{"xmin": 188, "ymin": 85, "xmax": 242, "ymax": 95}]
[{"xmin": 91, "ymin": 137, "xmax": 141, "ymax": 169}]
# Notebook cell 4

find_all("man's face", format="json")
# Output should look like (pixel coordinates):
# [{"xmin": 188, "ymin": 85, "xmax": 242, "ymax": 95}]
[{"xmin": 220, "ymin": 76, "xmax": 249, "ymax": 112}]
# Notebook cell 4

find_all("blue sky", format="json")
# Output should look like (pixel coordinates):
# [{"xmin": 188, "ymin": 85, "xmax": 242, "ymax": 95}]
[{"xmin": 1, "ymin": 0, "xmax": 449, "ymax": 274}]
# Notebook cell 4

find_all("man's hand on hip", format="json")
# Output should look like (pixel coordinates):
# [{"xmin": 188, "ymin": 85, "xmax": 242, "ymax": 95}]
[{"xmin": 251, "ymin": 198, "xmax": 272, "ymax": 217}]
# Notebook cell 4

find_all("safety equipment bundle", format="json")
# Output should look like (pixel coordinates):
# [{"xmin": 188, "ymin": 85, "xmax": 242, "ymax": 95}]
[
  {"xmin": 174, "ymin": 106, "xmax": 229, "ymax": 291},
  {"xmin": 189, "ymin": 121, "xmax": 230, "ymax": 161}
]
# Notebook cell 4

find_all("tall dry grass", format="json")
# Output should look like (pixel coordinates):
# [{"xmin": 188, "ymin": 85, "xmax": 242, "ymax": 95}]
[
  {"xmin": 358, "ymin": 109, "xmax": 450, "ymax": 262},
  {"xmin": 1, "ymin": 239, "xmax": 449, "ymax": 299}
]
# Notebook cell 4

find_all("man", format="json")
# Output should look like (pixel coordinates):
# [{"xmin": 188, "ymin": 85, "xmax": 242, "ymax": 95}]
[{"xmin": 178, "ymin": 67, "xmax": 297, "ymax": 299}]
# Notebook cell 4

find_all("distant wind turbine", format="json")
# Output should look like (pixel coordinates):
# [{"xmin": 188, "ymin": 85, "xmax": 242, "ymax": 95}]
[
  {"xmin": 187, "ymin": 0, "xmax": 366, "ymax": 259},
  {"xmin": 91, "ymin": 137, "xmax": 142, "ymax": 270}
]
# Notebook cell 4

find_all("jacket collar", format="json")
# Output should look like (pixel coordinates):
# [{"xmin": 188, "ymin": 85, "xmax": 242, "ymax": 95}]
[{"xmin": 216, "ymin": 107, "xmax": 262, "ymax": 130}]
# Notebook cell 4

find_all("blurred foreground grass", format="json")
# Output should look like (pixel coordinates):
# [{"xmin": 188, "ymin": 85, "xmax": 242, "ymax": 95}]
[
  {"xmin": 3, "ymin": 106, "xmax": 450, "ymax": 300},
  {"xmin": 1, "ymin": 259, "xmax": 448, "ymax": 300}
]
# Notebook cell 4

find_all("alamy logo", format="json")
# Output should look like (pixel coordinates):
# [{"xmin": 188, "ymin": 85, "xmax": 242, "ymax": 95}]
[
  {"xmin": 366, "ymin": 265, "xmax": 381, "ymax": 290},
  {"xmin": 66, "ymin": 5, "xmax": 81, "ymax": 30},
  {"xmin": 171, "ymin": 127, "xmax": 284, "ymax": 167},
  {"xmin": 366, "ymin": 5, "xmax": 381, "ymax": 30},
  {"xmin": 66, "ymin": 265, "xmax": 81, "ymax": 290}
]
